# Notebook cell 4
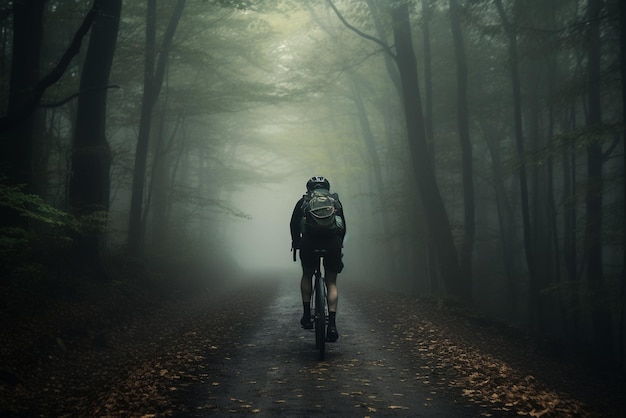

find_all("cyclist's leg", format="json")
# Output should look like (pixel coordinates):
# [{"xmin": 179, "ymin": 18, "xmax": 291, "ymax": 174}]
[
  {"xmin": 300, "ymin": 272, "xmax": 312, "ymax": 302},
  {"xmin": 323, "ymin": 236, "xmax": 343, "ymax": 342},
  {"xmin": 324, "ymin": 270, "xmax": 338, "ymax": 341},
  {"xmin": 299, "ymin": 238, "xmax": 315, "ymax": 329},
  {"xmin": 323, "ymin": 235, "xmax": 343, "ymax": 312},
  {"xmin": 325, "ymin": 271, "xmax": 338, "ymax": 312},
  {"xmin": 300, "ymin": 272, "xmax": 314, "ymax": 329}
]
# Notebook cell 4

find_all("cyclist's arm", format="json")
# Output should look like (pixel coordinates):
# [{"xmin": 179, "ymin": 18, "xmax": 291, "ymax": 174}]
[
  {"xmin": 289, "ymin": 198, "xmax": 304, "ymax": 246},
  {"xmin": 336, "ymin": 199, "xmax": 346, "ymax": 240}
]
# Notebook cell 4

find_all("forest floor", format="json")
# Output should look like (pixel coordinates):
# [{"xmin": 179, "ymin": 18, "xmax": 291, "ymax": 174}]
[{"xmin": 0, "ymin": 257, "xmax": 624, "ymax": 417}]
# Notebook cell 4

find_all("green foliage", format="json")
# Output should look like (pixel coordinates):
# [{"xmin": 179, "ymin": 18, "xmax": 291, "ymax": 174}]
[
  {"xmin": 0, "ymin": 182, "xmax": 69, "ymax": 227},
  {"xmin": 0, "ymin": 178, "xmax": 109, "ymax": 232},
  {"xmin": 0, "ymin": 180, "xmax": 109, "ymax": 280},
  {"xmin": 0, "ymin": 182, "xmax": 65, "ymax": 275},
  {"xmin": 68, "ymin": 209, "xmax": 109, "ymax": 237}
]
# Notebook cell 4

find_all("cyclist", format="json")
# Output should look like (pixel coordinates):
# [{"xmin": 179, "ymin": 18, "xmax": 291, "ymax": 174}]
[{"xmin": 290, "ymin": 176, "xmax": 346, "ymax": 342}]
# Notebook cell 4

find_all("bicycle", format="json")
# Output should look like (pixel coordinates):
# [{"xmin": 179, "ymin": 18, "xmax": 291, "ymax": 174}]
[{"xmin": 293, "ymin": 247, "xmax": 329, "ymax": 361}]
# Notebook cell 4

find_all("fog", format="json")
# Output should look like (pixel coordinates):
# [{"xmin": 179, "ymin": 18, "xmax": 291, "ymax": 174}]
[
  {"xmin": 226, "ymin": 179, "xmax": 302, "ymax": 271},
  {"xmin": 1, "ymin": 0, "xmax": 624, "ymax": 366}
]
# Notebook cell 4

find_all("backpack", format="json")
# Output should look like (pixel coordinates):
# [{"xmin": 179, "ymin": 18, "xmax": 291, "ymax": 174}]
[{"xmin": 301, "ymin": 189, "xmax": 344, "ymax": 236}]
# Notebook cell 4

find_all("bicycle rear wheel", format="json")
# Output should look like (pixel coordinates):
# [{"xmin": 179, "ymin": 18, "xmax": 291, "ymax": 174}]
[{"xmin": 314, "ymin": 274, "xmax": 326, "ymax": 360}]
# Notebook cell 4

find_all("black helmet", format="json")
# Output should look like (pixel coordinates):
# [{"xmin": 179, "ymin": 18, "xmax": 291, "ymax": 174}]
[{"xmin": 306, "ymin": 176, "xmax": 330, "ymax": 191}]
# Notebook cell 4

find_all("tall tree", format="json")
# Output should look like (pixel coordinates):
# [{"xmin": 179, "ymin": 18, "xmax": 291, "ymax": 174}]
[
  {"xmin": 68, "ymin": 0, "xmax": 122, "ymax": 274},
  {"xmin": 480, "ymin": 118, "xmax": 519, "ymax": 316},
  {"xmin": 584, "ymin": 0, "xmax": 612, "ymax": 357},
  {"xmin": 494, "ymin": 0, "xmax": 538, "ymax": 330},
  {"xmin": 350, "ymin": 80, "xmax": 396, "ymax": 269},
  {"xmin": 0, "ymin": 0, "xmax": 46, "ymax": 229},
  {"xmin": 128, "ymin": 0, "xmax": 186, "ymax": 256},
  {"xmin": 421, "ymin": 0, "xmax": 440, "ymax": 294},
  {"xmin": 449, "ymin": 0, "xmax": 475, "ymax": 288},
  {"xmin": 388, "ymin": 2, "xmax": 465, "ymax": 300},
  {"xmin": 619, "ymin": 0, "xmax": 626, "ymax": 367}
]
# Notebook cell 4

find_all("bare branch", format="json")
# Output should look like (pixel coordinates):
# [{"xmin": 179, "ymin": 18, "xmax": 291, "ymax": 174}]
[
  {"xmin": 327, "ymin": 0, "xmax": 396, "ymax": 62},
  {"xmin": 0, "ymin": 5, "xmax": 98, "ymax": 131},
  {"xmin": 40, "ymin": 85, "xmax": 121, "ymax": 108}
]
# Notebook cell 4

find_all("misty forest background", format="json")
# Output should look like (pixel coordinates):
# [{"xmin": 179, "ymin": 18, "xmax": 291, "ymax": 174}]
[{"xmin": 1, "ymin": 0, "xmax": 625, "ymax": 369}]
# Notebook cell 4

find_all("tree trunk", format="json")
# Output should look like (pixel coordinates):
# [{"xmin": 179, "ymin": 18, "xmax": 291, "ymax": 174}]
[
  {"xmin": 147, "ymin": 110, "xmax": 183, "ymax": 252},
  {"xmin": 128, "ymin": 0, "xmax": 186, "ymax": 256},
  {"xmin": 68, "ymin": 0, "xmax": 122, "ymax": 275},
  {"xmin": 422, "ymin": 0, "xmax": 439, "ymax": 295},
  {"xmin": 562, "ymin": 101, "xmax": 581, "ymax": 338},
  {"xmin": 585, "ymin": 0, "xmax": 612, "ymax": 358},
  {"xmin": 527, "ymin": 53, "xmax": 552, "ymax": 335},
  {"xmin": 0, "ymin": 0, "xmax": 45, "ymax": 228},
  {"xmin": 495, "ymin": 0, "xmax": 538, "ymax": 330},
  {"xmin": 481, "ymin": 119, "xmax": 519, "ymax": 319},
  {"xmin": 618, "ymin": 0, "xmax": 626, "ymax": 368},
  {"xmin": 128, "ymin": 0, "xmax": 157, "ymax": 256},
  {"xmin": 390, "ymin": 3, "xmax": 465, "ymax": 301},
  {"xmin": 350, "ymin": 80, "xmax": 397, "ymax": 276},
  {"xmin": 449, "ymin": 0, "xmax": 475, "ymax": 290},
  {"xmin": 545, "ymin": 0, "xmax": 566, "ymax": 339}
]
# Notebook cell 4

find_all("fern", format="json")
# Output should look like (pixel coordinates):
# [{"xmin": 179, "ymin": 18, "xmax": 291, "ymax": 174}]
[
  {"xmin": 0, "ymin": 180, "xmax": 109, "ymax": 279},
  {"xmin": 0, "ymin": 182, "xmax": 70, "ymax": 227}
]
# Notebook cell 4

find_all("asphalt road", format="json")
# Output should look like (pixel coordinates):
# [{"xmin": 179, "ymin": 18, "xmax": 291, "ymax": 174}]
[{"xmin": 173, "ymin": 277, "xmax": 491, "ymax": 417}]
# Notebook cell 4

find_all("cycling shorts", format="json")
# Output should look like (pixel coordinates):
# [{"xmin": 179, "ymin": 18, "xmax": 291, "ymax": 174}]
[{"xmin": 300, "ymin": 234, "xmax": 344, "ymax": 275}]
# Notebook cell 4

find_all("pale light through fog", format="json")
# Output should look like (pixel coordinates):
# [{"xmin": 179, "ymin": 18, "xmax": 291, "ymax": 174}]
[{"xmin": 226, "ymin": 179, "xmax": 301, "ymax": 270}]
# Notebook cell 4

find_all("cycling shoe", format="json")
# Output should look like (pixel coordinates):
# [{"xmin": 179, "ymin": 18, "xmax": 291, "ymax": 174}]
[
  {"xmin": 300, "ymin": 315, "xmax": 313, "ymax": 329},
  {"xmin": 326, "ymin": 325, "xmax": 339, "ymax": 342}
]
